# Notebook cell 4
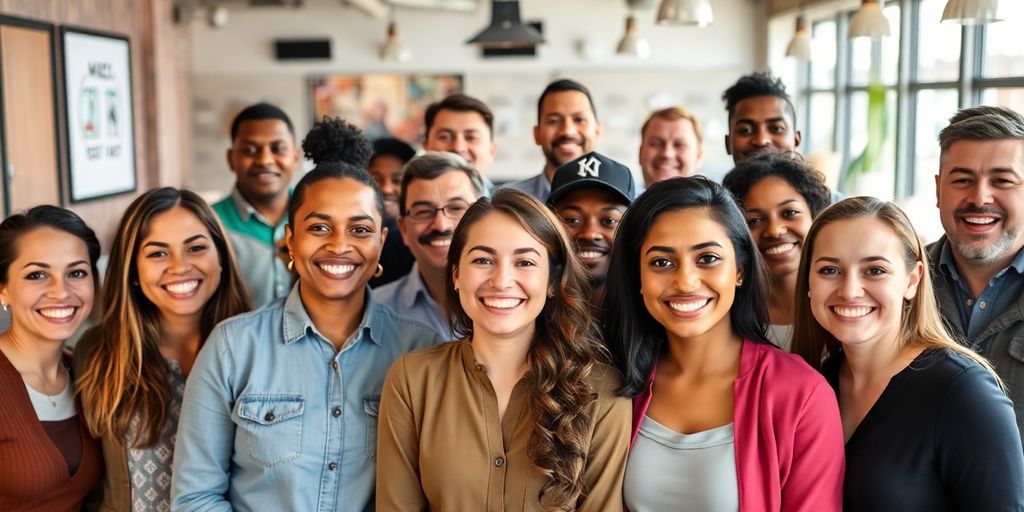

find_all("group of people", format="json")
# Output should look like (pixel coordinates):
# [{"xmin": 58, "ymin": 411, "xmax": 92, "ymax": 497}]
[{"xmin": 1, "ymin": 70, "xmax": 1024, "ymax": 512}]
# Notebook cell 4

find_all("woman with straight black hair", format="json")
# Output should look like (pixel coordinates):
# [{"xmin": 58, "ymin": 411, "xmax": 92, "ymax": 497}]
[{"xmin": 604, "ymin": 177, "xmax": 844, "ymax": 512}]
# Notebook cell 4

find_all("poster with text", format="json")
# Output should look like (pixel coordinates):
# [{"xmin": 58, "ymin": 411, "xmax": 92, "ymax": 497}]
[{"xmin": 62, "ymin": 28, "xmax": 136, "ymax": 202}]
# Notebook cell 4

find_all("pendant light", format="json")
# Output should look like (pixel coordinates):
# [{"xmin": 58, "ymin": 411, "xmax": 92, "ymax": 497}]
[
  {"xmin": 849, "ymin": 0, "xmax": 891, "ymax": 40},
  {"xmin": 466, "ymin": 0, "xmax": 544, "ymax": 49},
  {"xmin": 655, "ymin": 0, "xmax": 714, "ymax": 27},
  {"xmin": 941, "ymin": 0, "xmax": 1002, "ymax": 25},
  {"xmin": 616, "ymin": 15, "xmax": 651, "ymax": 59},
  {"xmin": 380, "ymin": 5, "xmax": 411, "ymax": 62},
  {"xmin": 786, "ymin": 14, "xmax": 812, "ymax": 60}
]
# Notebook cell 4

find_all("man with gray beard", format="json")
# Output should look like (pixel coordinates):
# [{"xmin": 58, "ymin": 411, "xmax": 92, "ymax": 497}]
[{"xmin": 929, "ymin": 105, "xmax": 1024, "ymax": 438}]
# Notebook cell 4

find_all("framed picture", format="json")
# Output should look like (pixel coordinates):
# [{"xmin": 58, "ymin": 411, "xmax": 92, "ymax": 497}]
[
  {"xmin": 310, "ymin": 74, "xmax": 462, "ymax": 144},
  {"xmin": 61, "ymin": 26, "xmax": 136, "ymax": 202}
]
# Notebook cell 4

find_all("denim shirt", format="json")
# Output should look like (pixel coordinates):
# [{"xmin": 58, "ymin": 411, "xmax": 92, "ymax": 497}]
[
  {"xmin": 936, "ymin": 239, "xmax": 1024, "ymax": 341},
  {"xmin": 171, "ymin": 284, "xmax": 442, "ymax": 512},
  {"xmin": 372, "ymin": 262, "xmax": 454, "ymax": 340}
]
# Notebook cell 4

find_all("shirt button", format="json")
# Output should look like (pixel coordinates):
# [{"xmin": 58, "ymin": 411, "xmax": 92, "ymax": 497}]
[
  {"xmin": 979, "ymin": 301, "xmax": 987, "ymax": 310},
  {"xmin": 332, "ymin": 407, "xmax": 342, "ymax": 417},
  {"xmin": 328, "ymin": 462, "xmax": 337, "ymax": 471},
  {"xmin": 332, "ymin": 361, "xmax": 338, "ymax": 370},
  {"xmin": 264, "ymin": 412, "xmax": 275, "ymax": 422},
  {"xmin": 966, "ymin": 299, "xmax": 973, "ymax": 306},
  {"xmin": 494, "ymin": 457, "xmax": 505, "ymax": 467}
]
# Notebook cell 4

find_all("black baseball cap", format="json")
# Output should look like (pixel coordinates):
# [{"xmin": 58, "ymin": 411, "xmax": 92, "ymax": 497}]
[{"xmin": 547, "ymin": 151, "xmax": 636, "ymax": 206}]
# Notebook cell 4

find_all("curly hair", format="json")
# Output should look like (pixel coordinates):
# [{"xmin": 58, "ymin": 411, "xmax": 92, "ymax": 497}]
[
  {"xmin": 722, "ymin": 71, "xmax": 796, "ymax": 123},
  {"xmin": 301, "ymin": 116, "xmax": 374, "ymax": 167},
  {"xmin": 722, "ymin": 152, "xmax": 832, "ymax": 217},
  {"xmin": 291, "ymin": 117, "xmax": 384, "ymax": 221},
  {"xmin": 445, "ymin": 188, "xmax": 604, "ymax": 510}
]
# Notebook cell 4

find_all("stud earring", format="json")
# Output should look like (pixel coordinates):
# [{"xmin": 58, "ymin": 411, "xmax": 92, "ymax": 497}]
[
  {"xmin": 374, "ymin": 263, "xmax": 384, "ymax": 278},
  {"xmin": 1, "ymin": 301, "xmax": 7, "ymax": 312},
  {"xmin": 736, "ymin": 279, "xmax": 744, "ymax": 287},
  {"xmin": 807, "ymin": 290, "xmax": 811, "ymax": 298}
]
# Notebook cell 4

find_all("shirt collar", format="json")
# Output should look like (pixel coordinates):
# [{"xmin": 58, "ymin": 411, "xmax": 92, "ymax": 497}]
[
  {"xmin": 228, "ymin": 187, "xmax": 291, "ymax": 228},
  {"xmin": 938, "ymin": 237, "xmax": 1024, "ymax": 281},
  {"xmin": 282, "ymin": 284, "xmax": 384, "ymax": 346},
  {"xmin": 397, "ymin": 262, "xmax": 437, "ymax": 311}
]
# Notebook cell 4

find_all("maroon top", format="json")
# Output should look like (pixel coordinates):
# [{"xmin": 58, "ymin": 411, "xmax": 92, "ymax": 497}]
[{"xmin": 0, "ymin": 350, "xmax": 103, "ymax": 511}]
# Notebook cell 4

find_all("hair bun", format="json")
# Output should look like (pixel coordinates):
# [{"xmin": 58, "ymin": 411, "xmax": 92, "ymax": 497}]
[{"xmin": 301, "ymin": 117, "xmax": 373, "ymax": 167}]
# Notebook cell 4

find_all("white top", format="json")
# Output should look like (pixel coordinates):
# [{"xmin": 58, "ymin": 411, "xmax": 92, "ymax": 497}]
[
  {"xmin": 623, "ymin": 415, "xmax": 738, "ymax": 512},
  {"xmin": 24, "ymin": 376, "xmax": 75, "ymax": 421},
  {"xmin": 767, "ymin": 323, "xmax": 794, "ymax": 352}
]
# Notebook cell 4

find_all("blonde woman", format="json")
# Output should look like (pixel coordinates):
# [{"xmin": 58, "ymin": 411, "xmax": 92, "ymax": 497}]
[
  {"xmin": 74, "ymin": 188, "xmax": 251, "ymax": 511},
  {"xmin": 792, "ymin": 197, "xmax": 1024, "ymax": 511}
]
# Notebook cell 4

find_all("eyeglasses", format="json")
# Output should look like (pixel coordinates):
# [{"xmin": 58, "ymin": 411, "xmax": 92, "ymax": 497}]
[{"xmin": 405, "ymin": 200, "xmax": 471, "ymax": 223}]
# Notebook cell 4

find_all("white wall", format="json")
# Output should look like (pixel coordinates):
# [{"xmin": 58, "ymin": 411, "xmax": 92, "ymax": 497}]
[{"xmin": 189, "ymin": 0, "xmax": 761, "ymax": 195}]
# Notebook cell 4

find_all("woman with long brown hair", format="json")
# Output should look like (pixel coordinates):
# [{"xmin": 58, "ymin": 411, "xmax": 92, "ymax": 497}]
[
  {"xmin": 73, "ymin": 187, "xmax": 251, "ymax": 511},
  {"xmin": 376, "ymin": 188, "xmax": 631, "ymax": 511},
  {"xmin": 792, "ymin": 196, "xmax": 1024, "ymax": 510}
]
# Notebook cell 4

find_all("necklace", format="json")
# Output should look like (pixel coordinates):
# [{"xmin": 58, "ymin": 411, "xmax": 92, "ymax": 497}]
[{"xmin": 38, "ymin": 366, "xmax": 67, "ymax": 408}]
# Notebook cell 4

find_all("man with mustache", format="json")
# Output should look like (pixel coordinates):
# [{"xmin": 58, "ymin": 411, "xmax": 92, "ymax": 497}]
[
  {"xmin": 929, "ymin": 105, "xmax": 1024, "ymax": 438},
  {"xmin": 373, "ymin": 152, "xmax": 485, "ymax": 338},
  {"xmin": 548, "ymin": 151, "xmax": 635, "ymax": 310},
  {"xmin": 722, "ymin": 72, "xmax": 801, "ymax": 165},
  {"xmin": 368, "ymin": 138, "xmax": 417, "ymax": 288},
  {"xmin": 504, "ymin": 79, "xmax": 601, "ymax": 202},
  {"xmin": 213, "ymin": 103, "xmax": 300, "ymax": 305}
]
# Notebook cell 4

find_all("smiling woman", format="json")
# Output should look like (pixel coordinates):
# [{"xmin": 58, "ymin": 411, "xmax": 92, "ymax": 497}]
[
  {"xmin": 792, "ymin": 196, "xmax": 1024, "ymax": 511},
  {"xmin": 376, "ymin": 188, "xmax": 631, "ymax": 511},
  {"xmin": 171, "ymin": 119, "xmax": 441, "ymax": 512},
  {"xmin": 0, "ymin": 205, "xmax": 103, "ymax": 510},
  {"xmin": 73, "ymin": 187, "xmax": 251, "ymax": 511},
  {"xmin": 603, "ymin": 177, "xmax": 844, "ymax": 512}
]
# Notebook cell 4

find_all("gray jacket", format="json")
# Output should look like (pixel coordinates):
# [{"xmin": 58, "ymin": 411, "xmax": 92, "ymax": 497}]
[{"xmin": 928, "ymin": 237, "xmax": 1024, "ymax": 438}]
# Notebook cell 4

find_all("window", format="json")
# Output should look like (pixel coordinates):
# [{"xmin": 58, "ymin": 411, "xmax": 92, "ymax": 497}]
[{"xmin": 796, "ymin": 0, "xmax": 1024, "ymax": 205}]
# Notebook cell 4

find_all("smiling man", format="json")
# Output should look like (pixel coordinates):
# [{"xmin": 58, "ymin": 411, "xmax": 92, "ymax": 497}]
[
  {"xmin": 722, "ymin": 72, "xmax": 801, "ymax": 165},
  {"xmin": 638, "ymin": 107, "xmax": 705, "ymax": 187},
  {"xmin": 928, "ymin": 105, "xmax": 1024, "ymax": 437},
  {"xmin": 373, "ymin": 152, "xmax": 485, "ymax": 339},
  {"xmin": 548, "ymin": 151, "xmax": 635, "ymax": 310},
  {"xmin": 212, "ymin": 103, "xmax": 300, "ymax": 305},
  {"xmin": 505, "ymin": 79, "xmax": 601, "ymax": 202}
]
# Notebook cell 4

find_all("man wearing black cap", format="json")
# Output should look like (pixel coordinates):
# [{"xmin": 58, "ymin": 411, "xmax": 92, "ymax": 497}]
[{"xmin": 548, "ymin": 151, "xmax": 635, "ymax": 310}]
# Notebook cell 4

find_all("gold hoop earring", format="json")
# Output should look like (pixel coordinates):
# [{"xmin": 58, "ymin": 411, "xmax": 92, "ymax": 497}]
[
  {"xmin": 374, "ymin": 263, "xmax": 384, "ymax": 278},
  {"xmin": 287, "ymin": 257, "xmax": 294, "ymax": 272}
]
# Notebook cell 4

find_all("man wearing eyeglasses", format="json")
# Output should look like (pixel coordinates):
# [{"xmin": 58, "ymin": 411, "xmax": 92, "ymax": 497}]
[{"xmin": 372, "ymin": 152, "xmax": 486, "ymax": 339}]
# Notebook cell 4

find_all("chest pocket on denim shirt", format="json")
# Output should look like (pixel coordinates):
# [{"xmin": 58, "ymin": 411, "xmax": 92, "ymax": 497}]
[
  {"xmin": 364, "ymin": 395, "xmax": 380, "ymax": 461},
  {"xmin": 237, "ymin": 393, "xmax": 305, "ymax": 468}
]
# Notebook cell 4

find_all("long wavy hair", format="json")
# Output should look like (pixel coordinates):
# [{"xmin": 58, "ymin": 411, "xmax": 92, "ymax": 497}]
[
  {"xmin": 603, "ymin": 177, "xmax": 771, "ymax": 397},
  {"xmin": 445, "ymin": 188, "xmax": 604, "ymax": 510},
  {"xmin": 791, "ymin": 197, "xmax": 1000, "ymax": 381},
  {"xmin": 77, "ymin": 188, "xmax": 251, "ymax": 448}
]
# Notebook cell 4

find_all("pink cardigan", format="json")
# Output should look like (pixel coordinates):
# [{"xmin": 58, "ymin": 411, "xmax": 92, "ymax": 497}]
[{"xmin": 630, "ymin": 340, "xmax": 844, "ymax": 512}]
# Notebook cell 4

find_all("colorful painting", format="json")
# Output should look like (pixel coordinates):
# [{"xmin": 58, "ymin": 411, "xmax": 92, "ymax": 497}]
[{"xmin": 310, "ymin": 74, "xmax": 462, "ymax": 144}]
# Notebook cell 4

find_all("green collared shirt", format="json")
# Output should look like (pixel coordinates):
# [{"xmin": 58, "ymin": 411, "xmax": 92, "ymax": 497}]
[{"xmin": 212, "ymin": 188, "xmax": 293, "ymax": 306}]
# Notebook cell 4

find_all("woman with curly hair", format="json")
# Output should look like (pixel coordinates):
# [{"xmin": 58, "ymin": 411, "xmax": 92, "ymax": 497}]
[
  {"xmin": 376, "ymin": 188, "xmax": 631, "ymax": 511},
  {"xmin": 73, "ymin": 187, "xmax": 251, "ymax": 511},
  {"xmin": 722, "ymin": 153, "xmax": 832, "ymax": 351},
  {"xmin": 604, "ymin": 177, "xmax": 844, "ymax": 512}
]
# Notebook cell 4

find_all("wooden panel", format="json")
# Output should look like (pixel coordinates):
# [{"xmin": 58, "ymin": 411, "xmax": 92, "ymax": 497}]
[{"xmin": 1, "ymin": 24, "xmax": 60, "ymax": 210}]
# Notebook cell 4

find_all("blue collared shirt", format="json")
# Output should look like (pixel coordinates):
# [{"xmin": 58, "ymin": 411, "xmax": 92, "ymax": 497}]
[
  {"xmin": 502, "ymin": 170, "xmax": 551, "ymax": 203},
  {"xmin": 171, "ymin": 285, "xmax": 443, "ymax": 512},
  {"xmin": 372, "ymin": 262, "xmax": 454, "ymax": 340},
  {"xmin": 937, "ymin": 239, "xmax": 1024, "ymax": 341}
]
